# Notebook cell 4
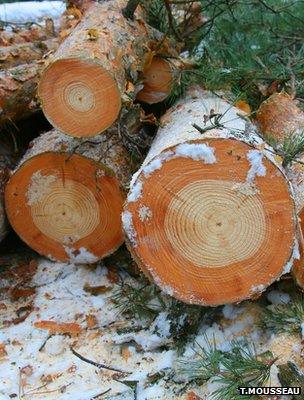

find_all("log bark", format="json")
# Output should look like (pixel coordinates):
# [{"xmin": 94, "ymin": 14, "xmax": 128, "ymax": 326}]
[
  {"xmin": 0, "ymin": 38, "xmax": 58, "ymax": 69},
  {"xmin": 256, "ymin": 92, "xmax": 304, "ymax": 289},
  {"xmin": 38, "ymin": 0, "xmax": 175, "ymax": 138},
  {"xmin": 5, "ymin": 127, "xmax": 132, "ymax": 264},
  {"xmin": 0, "ymin": 62, "xmax": 41, "ymax": 125},
  {"xmin": 123, "ymin": 88, "xmax": 298, "ymax": 306}
]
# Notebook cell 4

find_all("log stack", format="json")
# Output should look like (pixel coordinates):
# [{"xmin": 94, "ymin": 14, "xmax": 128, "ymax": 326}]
[
  {"xmin": 1, "ymin": 0, "xmax": 304, "ymax": 306},
  {"xmin": 3, "ymin": 0, "xmax": 179, "ymax": 263}
]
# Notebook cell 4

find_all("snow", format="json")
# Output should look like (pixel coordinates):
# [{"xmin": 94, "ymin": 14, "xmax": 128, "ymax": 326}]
[
  {"xmin": 27, "ymin": 170, "xmax": 56, "ymax": 206},
  {"xmin": 138, "ymin": 205, "xmax": 152, "ymax": 221},
  {"xmin": 121, "ymin": 210, "xmax": 137, "ymax": 247},
  {"xmin": 174, "ymin": 143, "xmax": 216, "ymax": 164},
  {"xmin": 64, "ymin": 246, "xmax": 99, "ymax": 264},
  {"xmin": 45, "ymin": 335, "xmax": 66, "ymax": 356},
  {"xmin": 127, "ymin": 180, "xmax": 143, "ymax": 202},
  {"xmin": 246, "ymin": 149, "xmax": 266, "ymax": 183},
  {"xmin": 267, "ymin": 290, "xmax": 290, "ymax": 305},
  {"xmin": 0, "ymin": 1, "xmax": 65, "ymax": 23},
  {"xmin": 0, "ymin": 256, "xmax": 302, "ymax": 399}
]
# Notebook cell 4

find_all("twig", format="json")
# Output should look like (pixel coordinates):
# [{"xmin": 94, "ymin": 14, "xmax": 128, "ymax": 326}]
[
  {"xmin": 122, "ymin": 0, "xmax": 141, "ymax": 19},
  {"xmin": 164, "ymin": 0, "xmax": 183, "ymax": 41},
  {"xmin": 70, "ymin": 347, "xmax": 130, "ymax": 374}
]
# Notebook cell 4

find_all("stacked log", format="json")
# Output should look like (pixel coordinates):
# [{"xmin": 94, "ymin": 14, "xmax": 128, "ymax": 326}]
[
  {"xmin": 122, "ymin": 88, "xmax": 298, "ymax": 306},
  {"xmin": 38, "ymin": 0, "xmax": 177, "ymax": 138},
  {"xmin": 136, "ymin": 57, "xmax": 182, "ymax": 105},
  {"xmin": 0, "ymin": 23, "xmax": 55, "ymax": 47},
  {"xmin": 0, "ymin": 63, "xmax": 41, "ymax": 125},
  {"xmin": 0, "ymin": 38, "xmax": 58, "ymax": 69},
  {"xmin": 256, "ymin": 92, "xmax": 304, "ymax": 289},
  {"xmin": 5, "ymin": 128, "xmax": 132, "ymax": 263}
]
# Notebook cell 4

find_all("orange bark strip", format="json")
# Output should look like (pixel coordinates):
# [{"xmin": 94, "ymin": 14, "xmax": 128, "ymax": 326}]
[{"xmin": 34, "ymin": 320, "xmax": 82, "ymax": 336}]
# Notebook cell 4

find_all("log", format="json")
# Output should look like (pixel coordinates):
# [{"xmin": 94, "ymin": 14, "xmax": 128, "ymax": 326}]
[
  {"xmin": 0, "ymin": 62, "xmax": 41, "ymax": 125},
  {"xmin": 38, "ymin": 0, "xmax": 174, "ymax": 138},
  {"xmin": 0, "ymin": 38, "xmax": 58, "ymax": 69},
  {"xmin": 256, "ymin": 92, "xmax": 304, "ymax": 145},
  {"xmin": 0, "ymin": 24, "xmax": 55, "ymax": 47},
  {"xmin": 0, "ymin": 146, "xmax": 15, "ymax": 242},
  {"xmin": 122, "ymin": 88, "xmax": 298, "ymax": 306},
  {"xmin": 5, "ymin": 127, "xmax": 132, "ymax": 263},
  {"xmin": 256, "ymin": 92, "xmax": 304, "ymax": 288},
  {"xmin": 136, "ymin": 57, "xmax": 181, "ymax": 105}
]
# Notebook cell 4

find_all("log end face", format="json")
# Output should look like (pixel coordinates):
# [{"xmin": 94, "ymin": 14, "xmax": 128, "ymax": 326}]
[
  {"xmin": 136, "ymin": 57, "xmax": 174, "ymax": 105},
  {"xmin": 38, "ymin": 58, "xmax": 121, "ymax": 137},
  {"xmin": 124, "ymin": 139, "xmax": 297, "ymax": 305},
  {"xmin": 256, "ymin": 92, "xmax": 304, "ymax": 145},
  {"xmin": 5, "ymin": 153, "xmax": 124, "ymax": 263}
]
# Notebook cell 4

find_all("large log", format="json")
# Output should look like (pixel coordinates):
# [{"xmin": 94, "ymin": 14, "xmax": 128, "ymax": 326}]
[
  {"xmin": 123, "ymin": 88, "xmax": 298, "ymax": 306},
  {"xmin": 256, "ymin": 92, "xmax": 304, "ymax": 288},
  {"xmin": 0, "ymin": 63, "xmax": 41, "ymax": 125},
  {"xmin": 0, "ymin": 38, "xmax": 58, "ymax": 69},
  {"xmin": 5, "ymin": 128, "xmax": 132, "ymax": 263},
  {"xmin": 38, "ymin": 0, "xmax": 175, "ymax": 138}
]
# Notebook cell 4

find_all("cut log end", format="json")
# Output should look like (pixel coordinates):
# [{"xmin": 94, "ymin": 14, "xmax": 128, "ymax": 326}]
[
  {"xmin": 123, "ymin": 138, "xmax": 296, "ymax": 306},
  {"xmin": 38, "ymin": 58, "xmax": 121, "ymax": 137},
  {"xmin": 5, "ymin": 153, "xmax": 125, "ymax": 263},
  {"xmin": 136, "ymin": 57, "xmax": 176, "ymax": 104}
]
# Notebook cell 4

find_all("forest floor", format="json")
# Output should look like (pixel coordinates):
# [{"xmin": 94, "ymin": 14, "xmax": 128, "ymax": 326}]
[{"xmin": 0, "ymin": 250, "xmax": 303, "ymax": 400}]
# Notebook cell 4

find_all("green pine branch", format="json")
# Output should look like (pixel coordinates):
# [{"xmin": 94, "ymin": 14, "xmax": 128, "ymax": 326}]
[
  {"xmin": 178, "ymin": 339, "xmax": 275, "ymax": 400},
  {"xmin": 261, "ymin": 294, "xmax": 304, "ymax": 335}
]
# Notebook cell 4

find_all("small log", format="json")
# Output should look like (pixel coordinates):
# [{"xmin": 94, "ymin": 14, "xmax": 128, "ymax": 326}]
[
  {"xmin": 123, "ymin": 88, "xmax": 298, "ymax": 306},
  {"xmin": 256, "ymin": 92, "xmax": 304, "ymax": 144},
  {"xmin": 0, "ymin": 38, "xmax": 58, "ymax": 69},
  {"xmin": 0, "ymin": 62, "xmax": 41, "ymax": 125},
  {"xmin": 136, "ymin": 57, "xmax": 181, "ymax": 105},
  {"xmin": 0, "ymin": 145, "xmax": 15, "ymax": 242},
  {"xmin": 38, "ymin": 0, "xmax": 175, "ymax": 138},
  {"xmin": 0, "ymin": 24, "xmax": 55, "ymax": 47},
  {"xmin": 5, "ymin": 128, "xmax": 132, "ymax": 263},
  {"xmin": 256, "ymin": 92, "xmax": 304, "ymax": 288}
]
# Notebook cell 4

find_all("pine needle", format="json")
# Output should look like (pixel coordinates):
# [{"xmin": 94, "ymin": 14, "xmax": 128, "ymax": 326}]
[{"xmin": 261, "ymin": 294, "xmax": 304, "ymax": 335}]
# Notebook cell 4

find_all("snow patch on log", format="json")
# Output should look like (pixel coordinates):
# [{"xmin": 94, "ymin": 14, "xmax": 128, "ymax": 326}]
[
  {"xmin": 246, "ymin": 150, "xmax": 266, "ymax": 183},
  {"xmin": 127, "ymin": 180, "xmax": 143, "ymax": 203},
  {"xmin": 122, "ymin": 211, "xmax": 137, "ymax": 247},
  {"xmin": 64, "ymin": 246, "xmax": 98, "ymax": 264},
  {"xmin": 174, "ymin": 142, "xmax": 216, "ymax": 163},
  {"xmin": 26, "ymin": 170, "xmax": 56, "ymax": 206},
  {"xmin": 138, "ymin": 205, "xmax": 152, "ymax": 222}
]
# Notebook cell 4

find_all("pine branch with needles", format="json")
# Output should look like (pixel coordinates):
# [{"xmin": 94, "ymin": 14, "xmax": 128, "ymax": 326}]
[
  {"xmin": 178, "ymin": 339, "xmax": 275, "ymax": 400},
  {"xmin": 261, "ymin": 294, "xmax": 304, "ymax": 335}
]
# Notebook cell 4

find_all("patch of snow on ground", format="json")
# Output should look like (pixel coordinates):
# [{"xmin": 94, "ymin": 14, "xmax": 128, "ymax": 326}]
[{"xmin": 0, "ymin": 1, "xmax": 65, "ymax": 22}]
